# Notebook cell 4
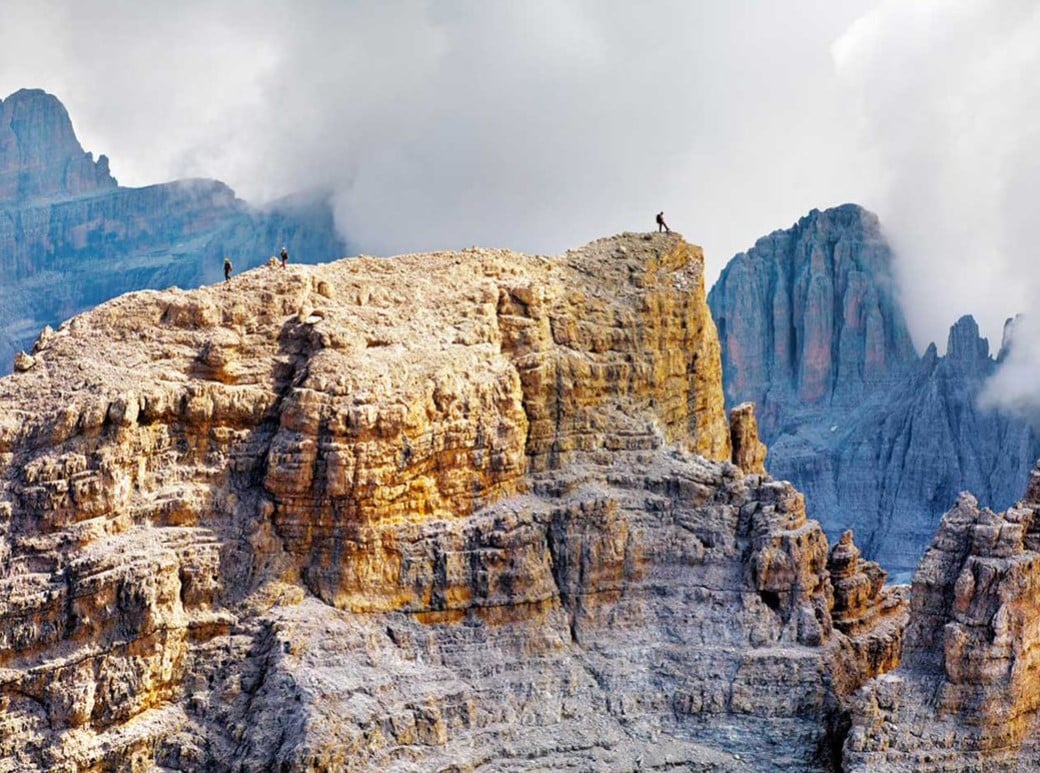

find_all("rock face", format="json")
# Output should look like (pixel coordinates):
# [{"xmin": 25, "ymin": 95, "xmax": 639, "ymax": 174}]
[
  {"xmin": 0, "ymin": 233, "xmax": 904, "ymax": 770},
  {"xmin": 845, "ymin": 467, "xmax": 1040, "ymax": 770},
  {"xmin": 0, "ymin": 88, "xmax": 347, "ymax": 372},
  {"xmin": 708, "ymin": 203, "xmax": 916, "ymax": 425},
  {"xmin": 0, "ymin": 89, "xmax": 116, "ymax": 201},
  {"xmin": 709, "ymin": 204, "xmax": 1040, "ymax": 579}
]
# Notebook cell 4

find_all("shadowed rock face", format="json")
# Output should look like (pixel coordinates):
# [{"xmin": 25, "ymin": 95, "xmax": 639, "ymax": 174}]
[
  {"xmin": 709, "ymin": 203, "xmax": 917, "ymax": 426},
  {"xmin": 709, "ymin": 204, "xmax": 1040, "ymax": 579},
  {"xmin": 0, "ymin": 233, "xmax": 904, "ymax": 771},
  {"xmin": 0, "ymin": 89, "xmax": 346, "ymax": 372}
]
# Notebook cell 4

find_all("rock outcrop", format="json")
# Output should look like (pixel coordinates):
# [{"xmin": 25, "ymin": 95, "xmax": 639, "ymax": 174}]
[
  {"xmin": 0, "ymin": 88, "xmax": 346, "ymax": 372},
  {"xmin": 0, "ymin": 233, "xmax": 904, "ymax": 770},
  {"xmin": 845, "ymin": 466, "xmax": 1040, "ymax": 770},
  {"xmin": 709, "ymin": 204, "xmax": 1040, "ymax": 579},
  {"xmin": 729, "ymin": 402, "xmax": 767, "ymax": 475}
]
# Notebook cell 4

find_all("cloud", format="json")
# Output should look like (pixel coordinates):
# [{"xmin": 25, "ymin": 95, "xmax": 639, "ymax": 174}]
[
  {"xmin": 7, "ymin": 2, "xmax": 1039, "ymax": 409},
  {"xmin": 979, "ymin": 315, "xmax": 1040, "ymax": 417},
  {"xmin": 833, "ymin": 0, "xmax": 1040, "ymax": 357},
  {"xmin": 0, "ymin": 0, "xmax": 876, "ymax": 277}
]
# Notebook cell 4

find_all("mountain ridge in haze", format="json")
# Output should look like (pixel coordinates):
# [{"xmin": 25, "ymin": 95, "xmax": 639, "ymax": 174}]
[{"xmin": 0, "ymin": 88, "xmax": 347, "ymax": 371}]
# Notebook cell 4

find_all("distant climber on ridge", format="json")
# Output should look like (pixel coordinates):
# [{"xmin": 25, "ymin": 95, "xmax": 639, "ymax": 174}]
[
  {"xmin": 223, "ymin": 257, "xmax": 233, "ymax": 282},
  {"xmin": 656, "ymin": 211, "xmax": 670, "ymax": 233},
  {"xmin": 280, "ymin": 246, "xmax": 289, "ymax": 268}
]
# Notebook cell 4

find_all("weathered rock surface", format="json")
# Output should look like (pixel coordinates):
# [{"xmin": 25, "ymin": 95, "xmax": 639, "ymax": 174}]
[
  {"xmin": 0, "ymin": 88, "xmax": 346, "ymax": 372},
  {"xmin": 0, "ymin": 232, "xmax": 903, "ymax": 770},
  {"xmin": 709, "ymin": 204, "xmax": 1040, "ymax": 579},
  {"xmin": 845, "ymin": 466, "xmax": 1040, "ymax": 770}
]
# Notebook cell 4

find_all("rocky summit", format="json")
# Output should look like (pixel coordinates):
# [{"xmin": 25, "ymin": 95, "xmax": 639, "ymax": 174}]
[
  {"xmin": 709, "ymin": 204, "xmax": 1040, "ymax": 579},
  {"xmin": 0, "ymin": 232, "xmax": 915, "ymax": 771},
  {"xmin": 0, "ymin": 89, "xmax": 346, "ymax": 373}
]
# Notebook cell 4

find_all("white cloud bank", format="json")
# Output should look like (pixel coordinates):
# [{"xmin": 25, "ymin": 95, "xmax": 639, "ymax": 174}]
[
  {"xmin": 833, "ymin": 0, "xmax": 1040, "ymax": 358},
  {"xmin": 0, "ymin": 0, "xmax": 874, "ymax": 273}
]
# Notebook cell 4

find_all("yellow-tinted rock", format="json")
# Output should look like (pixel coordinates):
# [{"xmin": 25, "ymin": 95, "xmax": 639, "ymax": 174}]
[
  {"xmin": 0, "ymin": 233, "xmax": 895, "ymax": 771},
  {"xmin": 729, "ymin": 401, "xmax": 767, "ymax": 475}
]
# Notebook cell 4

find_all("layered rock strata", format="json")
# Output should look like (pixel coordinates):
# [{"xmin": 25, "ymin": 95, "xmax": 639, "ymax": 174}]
[
  {"xmin": 845, "ymin": 466, "xmax": 1040, "ymax": 770},
  {"xmin": 0, "ymin": 233, "xmax": 904, "ymax": 770}
]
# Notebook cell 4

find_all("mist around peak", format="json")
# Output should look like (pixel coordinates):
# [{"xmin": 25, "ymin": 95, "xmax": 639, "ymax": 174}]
[
  {"xmin": 833, "ymin": 1, "xmax": 1040, "ymax": 355},
  {"xmin": 980, "ymin": 314, "xmax": 1040, "ymax": 418}
]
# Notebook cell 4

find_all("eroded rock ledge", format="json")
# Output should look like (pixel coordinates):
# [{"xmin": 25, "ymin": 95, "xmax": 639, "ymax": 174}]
[{"xmin": 0, "ymin": 233, "xmax": 903, "ymax": 771}]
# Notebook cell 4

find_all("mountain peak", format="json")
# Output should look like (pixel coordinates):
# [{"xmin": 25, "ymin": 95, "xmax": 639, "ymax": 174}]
[
  {"xmin": 709, "ymin": 203, "xmax": 917, "ymax": 432},
  {"xmin": 945, "ymin": 314, "xmax": 990, "ymax": 366},
  {"xmin": 0, "ymin": 88, "xmax": 117, "ymax": 201},
  {"xmin": 803, "ymin": 202, "xmax": 876, "ymax": 224}
]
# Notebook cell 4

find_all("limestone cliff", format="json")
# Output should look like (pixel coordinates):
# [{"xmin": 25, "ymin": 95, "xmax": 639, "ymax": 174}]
[
  {"xmin": 0, "ymin": 88, "xmax": 346, "ymax": 371},
  {"xmin": 0, "ymin": 233, "xmax": 903, "ymax": 771},
  {"xmin": 709, "ymin": 205, "xmax": 1040, "ymax": 579},
  {"xmin": 845, "ymin": 465, "xmax": 1040, "ymax": 770}
]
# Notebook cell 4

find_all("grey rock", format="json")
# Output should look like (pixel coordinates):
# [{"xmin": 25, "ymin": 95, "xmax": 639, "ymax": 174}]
[
  {"xmin": 844, "ymin": 471, "xmax": 1040, "ymax": 770},
  {"xmin": 0, "ymin": 89, "xmax": 116, "ymax": 201},
  {"xmin": 709, "ymin": 204, "xmax": 1040, "ymax": 580}
]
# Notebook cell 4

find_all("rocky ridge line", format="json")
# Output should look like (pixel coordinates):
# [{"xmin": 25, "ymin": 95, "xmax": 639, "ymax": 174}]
[{"xmin": 0, "ymin": 88, "xmax": 347, "ymax": 372}]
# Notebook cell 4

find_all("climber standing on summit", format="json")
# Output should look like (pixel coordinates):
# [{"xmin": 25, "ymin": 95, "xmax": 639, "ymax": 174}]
[
  {"xmin": 656, "ymin": 211, "xmax": 671, "ymax": 233},
  {"xmin": 280, "ymin": 245, "xmax": 289, "ymax": 268},
  {"xmin": 223, "ymin": 256, "xmax": 233, "ymax": 282}
]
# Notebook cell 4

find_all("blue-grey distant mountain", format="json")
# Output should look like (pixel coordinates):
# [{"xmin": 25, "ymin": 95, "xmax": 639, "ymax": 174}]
[
  {"xmin": 0, "ymin": 88, "xmax": 347, "ymax": 370},
  {"xmin": 708, "ymin": 203, "xmax": 1040, "ymax": 579}
]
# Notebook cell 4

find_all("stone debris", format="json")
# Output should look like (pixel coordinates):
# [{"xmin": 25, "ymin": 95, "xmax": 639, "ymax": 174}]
[{"xmin": 12, "ymin": 351, "xmax": 34, "ymax": 372}]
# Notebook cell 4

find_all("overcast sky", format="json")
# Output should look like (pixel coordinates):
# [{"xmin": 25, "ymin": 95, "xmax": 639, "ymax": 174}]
[{"xmin": 2, "ymin": 1, "xmax": 1039, "ymax": 384}]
